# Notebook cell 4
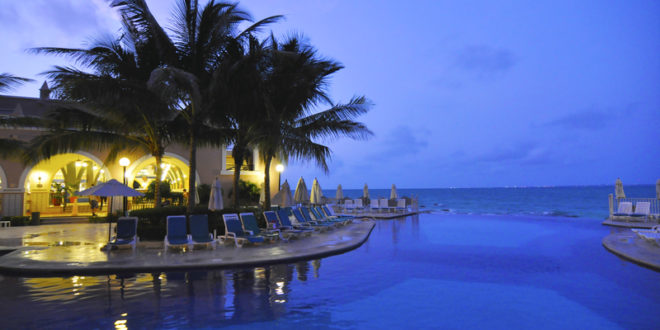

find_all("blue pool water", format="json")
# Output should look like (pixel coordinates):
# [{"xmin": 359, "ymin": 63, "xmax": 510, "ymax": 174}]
[{"xmin": 2, "ymin": 213, "xmax": 659, "ymax": 329}]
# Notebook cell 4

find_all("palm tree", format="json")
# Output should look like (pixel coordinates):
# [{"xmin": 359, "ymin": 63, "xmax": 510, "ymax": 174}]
[
  {"xmin": 111, "ymin": 0, "xmax": 281, "ymax": 214},
  {"xmin": 0, "ymin": 73, "xmax": 32, "ymax": 92},
  {"xmin": 256, "ymin": 36, "xmax": 372, "ymax": 209},
  {"xmin": 24, "ymin": 27, "xmax": 177, "ymax": 207}
]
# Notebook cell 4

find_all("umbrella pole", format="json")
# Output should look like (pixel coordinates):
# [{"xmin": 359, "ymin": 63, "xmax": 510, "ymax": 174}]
[{"xmin": 106, "ymin": 197, "xmax": 113, "ymax": 251}]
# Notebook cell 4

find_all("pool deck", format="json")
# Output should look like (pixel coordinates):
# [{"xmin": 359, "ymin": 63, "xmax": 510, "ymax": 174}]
[
  {"xmin": 602, "ymin": 218, "xmax": 658, "ymax": 229},
  {"xmin": 602, "ymin": 230, "xmax": 660, "ymax": 272},
  {"xmin": 0, "ymin": 220, "xmax": 375, "ymax": 276}
]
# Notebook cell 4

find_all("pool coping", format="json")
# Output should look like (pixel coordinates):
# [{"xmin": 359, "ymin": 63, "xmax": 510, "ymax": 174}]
[
  {"xmin": 602, "ymin": 231, "xmax": 660, "ymax": 272},
  {"xmin": 0, "ymin": 221, "xmax": 375, "ymax": 277}
]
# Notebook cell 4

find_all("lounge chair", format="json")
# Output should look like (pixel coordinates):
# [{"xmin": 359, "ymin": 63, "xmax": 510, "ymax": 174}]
[
  {"xmin": 379, "ymin": 198, "xmax": 389, "ymax": 212},
  {"xmin": 396, "ymin": 199, "xmax": 407, "ymax": 213},
  {"xmin": 292, "ymin": 208, "xmax": 331, "ymax": 231},
  {"xmin": 354, "ymin": 199, "xmax": 364, "ymax": 213},
  {"xmin": 636, "ymin": 231, "xmax": 660, "ymax": 246},
  {"xmin": 302, "ymin": 206, "xmax": 337, "ymax": 228},
  {"xmin": 264, "ymin": 211, "xmax": 305, "ymax": 238},
  {"xmin": 109, "ymin": 217, "xmax": 139, "ymax": 250},
  {"xmin": 189, "ymin": 214, "xmax": 215, "ymax": 249},
  {"xmin": 276, "ymin": 209, "xmax": 314, "ymax": 234},
  {"xmin": 344, "ymin": 199, "xmax": 355, "ymax": 213},
  {"xmin": 632, "ymin": 225, "xmax": 660, "ymax": 238},
  {"xmin": 631, "ymin": 202, "xmax": 651, "ymax": 220},
  {"xmin": 613, "ymin": 202, "xmax": 633, "ymax": 218},
  {"xmin": 220, "ymin": 214, "xmax": 265, "ymax": 247},
  {"xmin": 322, "ymin": 205, "xmax": 354, "ymax": 223},
  {"xmin": 240, "ymin": 212, "xmax": 281, "ymax": 242},
  {"xmin": 164, "ymin": 215, "xmax": 190, "ymax": 249},
  {"xmin": 370, "ymin": 199, "xmax": 379, "ymax": 213},
  {"xmin": 314, "ymin": 206, "xmax": 351, "ymax": 225}
]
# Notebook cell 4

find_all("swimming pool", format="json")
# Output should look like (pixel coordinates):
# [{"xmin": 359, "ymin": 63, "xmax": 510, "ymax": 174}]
[{"xmin": 2, "ymin": 213, "xmax": 659, "ymax": 329}]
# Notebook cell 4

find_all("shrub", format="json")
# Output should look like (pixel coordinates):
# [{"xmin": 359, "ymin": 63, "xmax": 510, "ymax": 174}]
[
  {"xmin": 197, "ymin": 184, "xmax": 211, "ymax": 205},
  {"xmin": 2, "ymin": 216, "xmax": 31, "ymax": 226},
  {"xmin": 127, "ymin": 206, "xmax": 266, "ymax": 240},
  {"xmin": 227, "ymin": 180, "xmax": 260, "ymax": 205}
]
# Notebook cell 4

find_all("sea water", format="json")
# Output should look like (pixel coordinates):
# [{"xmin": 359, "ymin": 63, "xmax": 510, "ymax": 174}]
[{"xmin": 328, "ymin": 185, "xmax": 656, "ymax": 219}]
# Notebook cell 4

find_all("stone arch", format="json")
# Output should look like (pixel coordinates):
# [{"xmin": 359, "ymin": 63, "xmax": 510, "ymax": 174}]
[{"xmin": 125, "ymin": 152, "xmax": 201, "ymax": 192}]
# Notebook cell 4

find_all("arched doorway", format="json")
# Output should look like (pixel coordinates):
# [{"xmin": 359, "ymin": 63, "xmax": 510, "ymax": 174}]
[
  {"xmin": 126, "ymin": 153, "xmax": 198, "ymax": 209},
  {"xmin": 21, "ymin": 153, "xmax": 110, "ymax": 217}
]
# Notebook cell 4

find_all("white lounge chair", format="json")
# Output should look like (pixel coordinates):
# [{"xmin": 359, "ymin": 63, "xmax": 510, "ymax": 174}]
[
  {"xmin": 344, "ymin": 199, "xmax": 354, "ymax": 213},
  {"xmin": 632, "ymin": 225, "xmax": 659, "ymax": 238},
  {"xmin": 379, "ymin": 198, "xmax": 389, "ymax": 212},
  {"xmin": 613, "ymin": 202, "xmax": 633, "ymax": 218},
  {"xmin": 354, "ymin": 199, "xmax": 364, "ymax": 213},
  {"xmin": 631, "ymin": 202, "xmax": 651, "ymax": 220},
  {"xmin": 370, "ymin": 199, "xmax": 379, "ymax": 213},
  {"xmin": 396, "ymin": 199, "xmax": 406, "ymax": 213}
]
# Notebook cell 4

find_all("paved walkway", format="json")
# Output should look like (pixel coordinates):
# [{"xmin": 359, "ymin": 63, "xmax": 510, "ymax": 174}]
[
  {"xmin": 602, "ymin": 230, "xmax": 660, "ymax": 271},
  {"xmin": 0, "ymin": 221, "xmax": 375, "ymax": 276}
]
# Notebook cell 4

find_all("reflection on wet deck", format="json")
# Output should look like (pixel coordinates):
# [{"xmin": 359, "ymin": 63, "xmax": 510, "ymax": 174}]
[{"xmin": 0, "ymin": 221, "xmax": 375, "ymax": 275}]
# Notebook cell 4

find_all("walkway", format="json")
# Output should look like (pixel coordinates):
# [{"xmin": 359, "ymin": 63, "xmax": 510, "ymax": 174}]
[
  {"xmin": 0, "ymin": 221, "xmax": 375, "ymax": 276},
  {"xmin": 602, "ymin": 230, "xmax": 660, "ymax": 271}
]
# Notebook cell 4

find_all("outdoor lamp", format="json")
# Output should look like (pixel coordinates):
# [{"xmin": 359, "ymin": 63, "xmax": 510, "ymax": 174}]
[{"xmin": 275, "ymin": 164, "xmax": 284, "ymax": 188}]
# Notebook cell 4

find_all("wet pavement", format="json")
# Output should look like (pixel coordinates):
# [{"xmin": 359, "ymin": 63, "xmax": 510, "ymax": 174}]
[
  {"xmin": 602, "ymin": 230, "xmax": 660, "ymax": 271},
  {"xmin": 0, "ymin": 221, "xmax": 375, "ymax": 276}
]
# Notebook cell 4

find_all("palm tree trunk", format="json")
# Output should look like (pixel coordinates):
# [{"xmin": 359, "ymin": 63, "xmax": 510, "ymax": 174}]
[
  {"xmin": 154, "ymin": 153, "xmax": 162, "ymax": 208},
  {"xmin": 232, "ymin": 147, "xmax": 245, "ymax": 209},
  {"xmin": 188, "ymin": 132, "xmax": 197, "ymax": 215},
  {"xmin": 263, "ymin": 154, "xmax": 272, "ymax": 211}
]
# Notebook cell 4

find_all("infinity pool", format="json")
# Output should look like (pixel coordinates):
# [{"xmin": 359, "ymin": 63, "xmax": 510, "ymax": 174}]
[{"xmin": 2, "ymin": 214, "xmax": 659, "ymax": 329}]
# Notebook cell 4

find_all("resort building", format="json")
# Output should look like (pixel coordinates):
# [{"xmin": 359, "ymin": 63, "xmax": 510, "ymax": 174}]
[{"xmin": 0, "ymin": 83, "xmax": 281, "ymax": 217}]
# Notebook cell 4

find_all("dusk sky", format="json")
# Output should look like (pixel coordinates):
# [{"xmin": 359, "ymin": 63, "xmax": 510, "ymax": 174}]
[{"xmin": 1, "ymin": 0, "xmax": 658, "ymax": 189}]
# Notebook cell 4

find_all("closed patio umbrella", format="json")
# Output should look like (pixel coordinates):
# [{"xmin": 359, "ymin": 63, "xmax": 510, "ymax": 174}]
[
  {"xmin": 336, "ymin": 184, "xmax": 344, "ymax": 202},
  {"xmin": 272, "ymin": 180, "xmax": 293, "ymax": 207},
  {"xmin": 363, "ymin": 183, "xmax": 369, "ymax": 199},
  {"xmin": 390, "ymin": 184, "xmax": 398, "ymax": 199},
  {"xmin": 78, "ymin": 179, "xmax": 144, "ymax": 248},
  {"xmin": 615, "ymin": 178, "xmax": 625, "ymax": 199},
  {"xmin": 208, "ymin": 177, "xmax": 223, "ymax": 211},
  {"xmin": 294, "ymin": 177, "xmax": 309, "ymax": 204},
  {"xmin": 310, "ymin": 178, "xmax": 323, "ymax": 205}
]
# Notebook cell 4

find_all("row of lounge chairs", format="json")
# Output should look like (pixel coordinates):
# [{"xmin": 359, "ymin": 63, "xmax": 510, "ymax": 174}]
[
  {"xmin": 344, "ymin": 199, "xmax": 407, "ymax": 213},
  {"xmin": 632, "ymin": 225, "xmax": 660, "ymax": 246},
  {"xmin": 108, "ymin": 205, "xmax": 355, "ymax": 250},
  {"xmin": 613, "ymin": 201, "xmax": 651, "ymax": 220}
]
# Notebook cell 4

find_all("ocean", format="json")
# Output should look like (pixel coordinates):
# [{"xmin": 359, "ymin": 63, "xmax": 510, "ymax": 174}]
[{"xmin": 325, "ymin": 185, "xmax": 657, "ymax": 219}]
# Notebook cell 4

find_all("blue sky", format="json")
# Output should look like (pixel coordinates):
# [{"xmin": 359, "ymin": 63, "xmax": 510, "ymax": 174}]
[{"xmin": 1, "ymin": 0, "xmax": 658, "ymax": 188}]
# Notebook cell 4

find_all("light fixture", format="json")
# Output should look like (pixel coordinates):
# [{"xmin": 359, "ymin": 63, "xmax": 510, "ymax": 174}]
[
  {"xmin": 119, "ymin": 157, "xmax": 130, "ymax": 167},
  {"xmin": 37, "ymin": 176, "xmax": 43, "ymax": 188},
  {"xmin": 275, "ymin": 164, "xmax": 284, "ymax": 172}
]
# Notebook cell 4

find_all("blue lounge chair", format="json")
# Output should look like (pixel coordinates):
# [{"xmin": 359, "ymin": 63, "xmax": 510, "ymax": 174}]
[
  {"xmin": 110, "ymin": 217, "xmax": 139, "ymax": 250},
  {"xmin": 240, "ymin": 212, "xmax": 281, "ymax": 242},
  {"xmin": 189, "ymin": 214, "xmax": 215, "ymax": 249},
  {"xmin": 164, "ymin": 215, "xmax": 190, "ymax": 249},
  {"xmin": 312, "ymin": 206, "xmax": 348, "ymax": 225},
  {"xmin": 276, "ymin": 209, "xmax": 315, "ymax": 234},
  {"xmin": 221, "ymin": 214, "xmax": 265, "ymax": 247},
  {"xmin": 264, "ymin": 211, "xmax": 306, "ymax": 238},
  {"xmin": 322, "ymin": 205, "xmax": 354, "ymax": 222},
  {"xmin": 296, "ymin": 207, "xmax": 333, "ymax": 231}
]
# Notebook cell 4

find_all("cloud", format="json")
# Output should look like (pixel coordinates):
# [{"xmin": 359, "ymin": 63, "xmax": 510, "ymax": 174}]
[
  {"xmin": 468, "ymin": 143, "xmax": 555, "ymax": 166},
  {"xmin": 454, "ymin": 45, "xmax": 517, "ymax": 78},
  {"xmin": 544, "ymin": 110, "xmax": 610, "ymax": 131},
  {"xmin": 370, "ymin": 125, "xmax": 429, "ymax": 160}
]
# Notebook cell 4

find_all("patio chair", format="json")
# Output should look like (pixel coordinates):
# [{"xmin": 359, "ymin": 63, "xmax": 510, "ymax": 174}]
[
  {"xmin": 220, "ymin": 213, "xmax": 265, "ymax": 247},
  {"xmin": 632, "ymin": 225, "xmax": 660, "ymax": 238},
  {"xmin": 189, "ymin": 214, "xmax": 215, "ymax": 249},
  {"xmin": 109, "ymin": 217, "xmax": 139, "ymax": 250},
  {"xmin": 631, "ymin": 202, "xmax": 651, "ymax": 220},
  {"xmin": 314, "ymin": 206, "xmax": 351, "ymax": 225},
  {"xmin": 276, "ymin": 209, "xmax": 314, "ymax": 234},
  {"xmin": 370, "ymin": 199, "xmax": 379, "ymax": 213},
  {"xmin": 292, "ymin": 208, "xmax": 331, "ymax": 231},
  {"xmin": 264, "ymin": 211, "xmax": 305, "ymax": 238},
  {"xmin": 344, "ymin": 199, "xmax": 355, "ymax": 213},
  {"xmin": 322, "ymin": 205, "xmax": 354, "ymax": 223},
  {"xmin": 302, "ymin": 207, "xmax": 337, "ymax": 228},
  {"xmin": 379, "ymin": 198, "xmax": 390, "ymax": 212},
  {"xmin": 164, "ymin": 215, "xmax": 190, "ymax": 249},
  {"xmin": 612, "ymin": 202, "xmax": 633, "ymax": 217},
  {"xmin": 240, "ymin": 212, "xmax": 281, "ymax": 242},
  {"xmin": 354, "ymin": 199, "xmax": 364, "ymax": 213},
  {"xmin": 396, "ymin": 199, "xmax": 407, "ymax": 213}
]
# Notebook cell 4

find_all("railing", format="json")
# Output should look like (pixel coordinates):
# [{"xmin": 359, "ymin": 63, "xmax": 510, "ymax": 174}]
[
  {"xmin": 130, "ymin": 198, "xmax": 185, "ymax": 211},
  {"xmin": 608, "ymin": 194, "xmax": 660, "ymax": 222}
]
